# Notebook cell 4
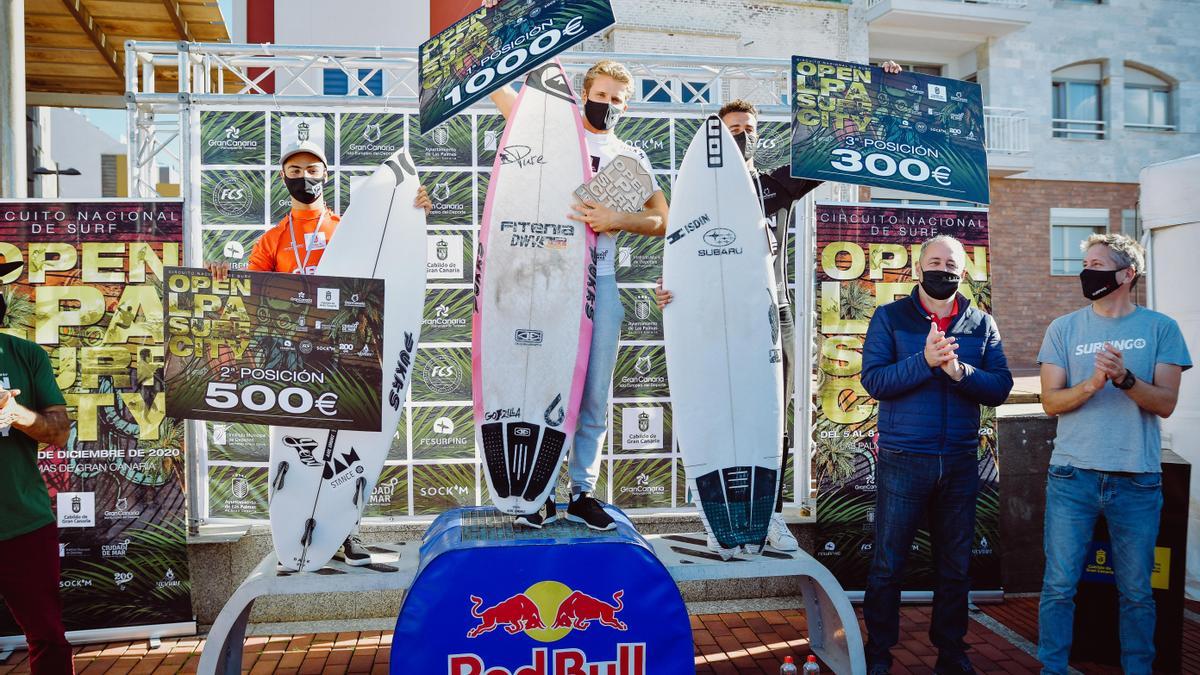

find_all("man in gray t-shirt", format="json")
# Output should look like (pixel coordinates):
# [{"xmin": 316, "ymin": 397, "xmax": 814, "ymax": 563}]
[{"xmin": 1035, "ymin": 234, "xmax": 1191, "ymax": 675}]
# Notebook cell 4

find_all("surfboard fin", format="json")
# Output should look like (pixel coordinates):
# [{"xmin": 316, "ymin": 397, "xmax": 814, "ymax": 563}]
[
  {"xmin": 272, "ymin": 461, "xmax": 289, "ymax": 493},
  {"xmin": 301, "ymin": 518, "xmax": 316, "ymax": 547}
]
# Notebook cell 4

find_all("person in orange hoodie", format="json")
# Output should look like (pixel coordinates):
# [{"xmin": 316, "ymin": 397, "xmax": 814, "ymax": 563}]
[
  {"xmin": 211, "ymin": 140, "xmax": 432, "ymax": 277},
  {"xmin": 209, "ymin": 139, "xmax": 431, "ymax": 565}
]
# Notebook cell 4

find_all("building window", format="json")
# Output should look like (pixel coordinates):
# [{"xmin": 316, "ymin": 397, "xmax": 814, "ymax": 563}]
[
  {"xmin": 1051, "ymin": 208, "xmax": 1108, "ymax": 275},
  {"xmin": 638, "ymin": 79, "xmax": 711, "ymax": 104},
  {"xmin": 323, "ymin": 68, "xmax": 383, "ymax": 96},
  {"xmin": 1052, "ymin": 62, "xmax": 1105, "ymax": 139},
  {"xmin": 1124, "ymin": 65, "xmax": 1174, "ymax": 131}
]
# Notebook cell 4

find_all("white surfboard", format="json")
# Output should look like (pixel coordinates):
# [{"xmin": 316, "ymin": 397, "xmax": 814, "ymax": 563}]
[
  {"xmin": 473, "ymin": 60, "xmax": 595, "ymax": 516},
  {"xmin": 268, "ymin": 149, "xmax": 426, "ymax": 571},
  {"xmin": 663, "ymin": 116, "xmax": 784, "ymax": 553}
]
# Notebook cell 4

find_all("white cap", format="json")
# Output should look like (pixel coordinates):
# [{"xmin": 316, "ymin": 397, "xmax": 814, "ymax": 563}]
[{"xmin": 280, "ymin": 139, "xmax": 328, "ymax": 167}]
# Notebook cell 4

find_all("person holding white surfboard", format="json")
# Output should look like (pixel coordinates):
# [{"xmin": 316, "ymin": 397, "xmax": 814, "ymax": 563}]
[
  {"xmin": 208, "ymin": 140, "xmax": 432, "ymax": 566},
  {"xmin": 655, "ymin": 62, "xmax": 901, "ymax": 556},
  {"xmin": 483, "ymin": 11, "xmax": 669, "ymax": 529}
]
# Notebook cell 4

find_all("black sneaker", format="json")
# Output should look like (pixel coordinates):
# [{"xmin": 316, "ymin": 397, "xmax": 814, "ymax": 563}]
[
  {"xmin": 565, "ymin": 493, "xmax": 616, "ymax": 531},
  {"xmin": 334, "ymin": 534, "xmax": 371, "ymax": 567},
  {"xmin": 514, "ymin": 498, "xmax": 557, "ymax": 529}
]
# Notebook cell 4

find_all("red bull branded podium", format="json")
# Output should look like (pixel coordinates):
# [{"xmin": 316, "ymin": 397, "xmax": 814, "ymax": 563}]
[{"xmin": 390, "ymin": 506, "xmax": 693, "ymax": 675}]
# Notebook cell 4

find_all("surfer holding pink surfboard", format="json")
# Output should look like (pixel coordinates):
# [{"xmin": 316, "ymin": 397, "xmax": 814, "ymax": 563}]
[{"xmin": 485, "ymin": 44, "xmax": 669, "ymax": 531}]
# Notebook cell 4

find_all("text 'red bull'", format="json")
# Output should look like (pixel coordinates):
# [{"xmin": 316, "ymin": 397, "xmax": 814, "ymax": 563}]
[{"xmin": 448, "ymin": 643, "xmax": 646, "ymax": 675}]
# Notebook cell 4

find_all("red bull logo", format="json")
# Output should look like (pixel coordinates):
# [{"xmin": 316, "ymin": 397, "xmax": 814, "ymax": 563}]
[
  {"xmin": 467, "ymin": 593, "xmax": 547, "ymax": 638},
  {"xmin": 466, "ymin": 581, "xmax": 627, "ymax": 641},
  {"xmin": 455, "ymin": 581, "xmax": 643, "ymax": 675},
  {"xmin": 449, "ymin": 643, "xmax": 646, "ymax": 675}
]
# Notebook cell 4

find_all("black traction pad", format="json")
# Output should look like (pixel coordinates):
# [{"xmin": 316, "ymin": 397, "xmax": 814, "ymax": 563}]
[{"xmin": 523, "ymin": 428, "xmax": 566, "ymax": 500}]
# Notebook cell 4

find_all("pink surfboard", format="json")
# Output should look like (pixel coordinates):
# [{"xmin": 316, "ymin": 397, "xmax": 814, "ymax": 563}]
[{"xmin": 472, "ymin": 60, "xmax": 595, "ymax": 515}]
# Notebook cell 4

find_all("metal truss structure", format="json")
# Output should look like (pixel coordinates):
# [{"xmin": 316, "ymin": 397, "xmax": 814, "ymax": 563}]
[{"xmin": 125, "ymin": 42, "xmax": 818, "ymax": 526}]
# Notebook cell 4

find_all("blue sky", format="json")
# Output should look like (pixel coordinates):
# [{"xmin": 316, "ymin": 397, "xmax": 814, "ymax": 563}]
[{"xmin": 82, "ymin": 0, "xmax": 234, "ymax": 143}]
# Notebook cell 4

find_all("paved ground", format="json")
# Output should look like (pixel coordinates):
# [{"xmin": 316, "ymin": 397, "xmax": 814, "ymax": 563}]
[{"xmin": 1, "ymin": 597, "xmax": 1197, "ymax": 674}]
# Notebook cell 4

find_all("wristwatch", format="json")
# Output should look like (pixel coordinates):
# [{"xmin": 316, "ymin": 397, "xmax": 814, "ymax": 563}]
[{"xmin": 1114, "ymin": 369, "xmax": 1136, "ymax": 390}]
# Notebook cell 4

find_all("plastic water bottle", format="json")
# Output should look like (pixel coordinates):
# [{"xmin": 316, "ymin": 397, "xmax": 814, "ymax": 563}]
[
  {"xmin": 779, "ymin": 655, "xmax": 798, "ymax": 674},
  {"xmin": 802, "ymin": 655, "xmax": 821, "ymax": 673}
]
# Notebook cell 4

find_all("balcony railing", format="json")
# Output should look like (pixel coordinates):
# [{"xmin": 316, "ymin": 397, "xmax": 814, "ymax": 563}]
[
  {"xmin": 867, "ymin": 0, "xmax": 1028, "ymax": 8},
  {"xmin": 1052, "ymin": 118, "xmax": 1107, "ymax": 139},
  {"xmin": 983, "ymin": 106, "xmax": 1029, "ymax": 154}
]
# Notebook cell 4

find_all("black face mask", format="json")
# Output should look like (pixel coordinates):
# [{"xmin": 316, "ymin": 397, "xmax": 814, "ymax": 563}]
[
  {"xmin": 920, "ymin": 269, "xmax": 961, "ymax": 301},
  {"xmin": 1080, "ymin": 267, "xmax": 1128, "ymax": 301},
  {"xmin": 283, "ymin": 175, "xmax": 326, "ymax": 205},
  {"xmin": 732, "ymin": 131, "xmax": 758, "ymax": 162},
  {"xmin": 584, "ymin": 99, "xmax": 623, "ymax": 131}
]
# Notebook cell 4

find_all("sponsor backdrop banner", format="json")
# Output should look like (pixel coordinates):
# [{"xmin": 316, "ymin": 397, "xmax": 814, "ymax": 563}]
[
  {"xmin": 163, "ymin": 267, "xmax": 384, "ymax": 430},
  {"xmin": 197, "ymin": 107, "xmax": 797, "ymax": 521},
  {"xmin": 418, "ymin": 0, "xmax": 616, "ymax": 131},
  {"xmin": 812, "ymin": 203, "xmax": 999, "ymax": 591},
  {"xmin": 790, "ymin": 56, "xmax": 989, "ymax": 205},
  {"xmin": 0, "ymin": 200, "xmax": 192, "ymax": 636}
]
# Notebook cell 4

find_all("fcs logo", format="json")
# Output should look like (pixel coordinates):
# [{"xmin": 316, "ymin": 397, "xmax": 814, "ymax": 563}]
[
  {"xmin": 466, "ymin": 582, "xmax": 627, "ymax": 641},
  {"xmin": 213, "ymin": 179, "xmax": 252, "ymax": 217},
  {"xmin": 284, "ymin": 436, "xmax": 321, "ymax": 467}
]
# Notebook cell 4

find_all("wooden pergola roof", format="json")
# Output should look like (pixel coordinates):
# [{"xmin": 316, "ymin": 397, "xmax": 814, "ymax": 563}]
[{"xmin": 25, "ymin": 0, "xmax": 230, "ymax": 97}]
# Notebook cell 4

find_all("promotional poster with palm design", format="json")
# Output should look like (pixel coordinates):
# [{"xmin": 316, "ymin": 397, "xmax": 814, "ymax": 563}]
[
  {"xmin": 196, "ymin": 108, "xmax": 796, "ymax": 521},
  {"xmin": 417, "ymin": 0, "xmax": 616, "ymax": 131},
  {"xmin": 161, "ymin": 267, "xmax": 384, "ymax": 431},
  {"xmin": 0, "ymin": 201, "xmax": 192, "ymax": 636},
  {"xmin": 812, "ymin": 203, "xmax": 1000, "ymax": 591},
  {"xmin": 791, "ymin": 56, "xmax": 989, "ymax": 204}
]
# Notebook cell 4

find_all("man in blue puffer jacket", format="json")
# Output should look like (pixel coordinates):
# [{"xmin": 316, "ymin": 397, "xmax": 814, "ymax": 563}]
[{"xmin": 860, "ymin": 235, "xmax": 1013, "ymax": 675}]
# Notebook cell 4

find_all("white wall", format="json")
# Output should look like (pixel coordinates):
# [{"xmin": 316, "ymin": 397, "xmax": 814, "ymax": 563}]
[
  {"xmin": 48, "ymin": 108, "xmax": 124, "ymax": 199},
  {"xmin": 272, "ymin": 0, "xmax": 429, "ymax": 47},
  {"xmin": 589, "ymin": 0, "xmax": 865, "ymax": 63},
  {"xmin": 981, "ymin": 0, "xmax": 1200, "ymax": 183}
]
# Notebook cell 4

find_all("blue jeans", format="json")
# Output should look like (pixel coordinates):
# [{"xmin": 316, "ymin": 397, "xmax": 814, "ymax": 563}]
[
  {"xmin": 1037, "ymin": 465, "xmax": 1162, "ymax": 675},
  {"xmin": 863, "ymin": 448, "xmax": 979, "ymax": 668},
  {"xmin": 568, "ymin": 274, "xmax": 622, "ymax": 495}
]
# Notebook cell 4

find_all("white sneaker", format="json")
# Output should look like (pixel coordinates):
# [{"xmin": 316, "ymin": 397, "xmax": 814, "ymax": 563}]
[
  {"xmin": 766, "ymin": 513, "xmax": 799, "ymax": 552},
  {"xmin": 705, "ymin": 533, "xmax": 739, "ymax": 561}
]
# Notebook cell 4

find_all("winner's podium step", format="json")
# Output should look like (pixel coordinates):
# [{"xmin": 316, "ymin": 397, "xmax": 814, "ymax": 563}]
[{"xmin": 199, "ymin": 507, "xmax": 864, "ymax": 674}]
